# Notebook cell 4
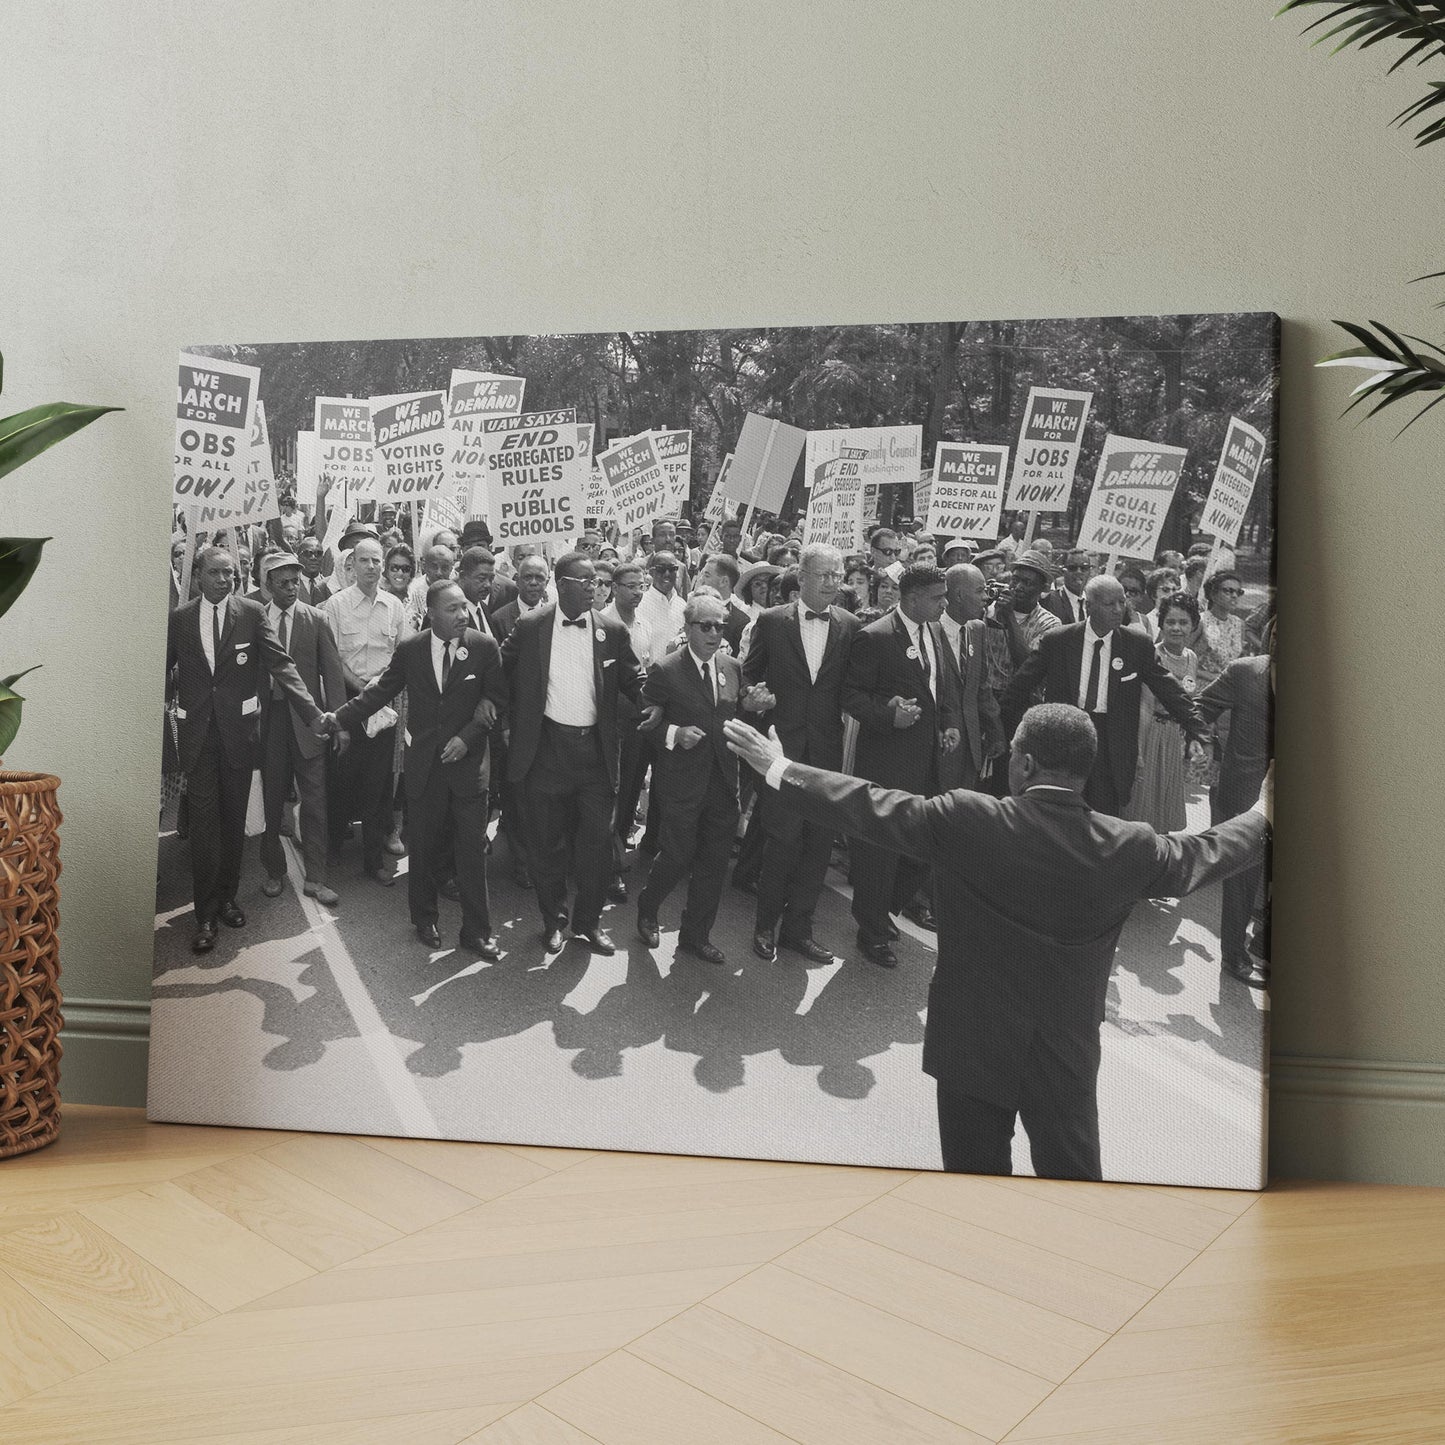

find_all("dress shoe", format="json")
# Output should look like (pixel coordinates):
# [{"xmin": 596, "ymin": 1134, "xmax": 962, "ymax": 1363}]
[
  {"xmin": 572, "ymin": 926, "xmax": 616, "ymax": 955},
  {"xmin": 732, "ymin": 870, "xmax": 758, "ymax": 896},
  {"xmin": 261, "ymin": 878, "xmax": 284, "ymax": 899},
  {"xmin": 752, "ymin": 926, "xmax": 778, "ymax": 962},
  {"xmin": 191, "ymin": 923, "xmax": 217, "ymax": 954},
  {"xmin": 437, "ymin": 878, "xmax": 461, "ymax": 902},
  {"xmin": 861, "ymin": 938, "xmax": 898, "ymax": 969},
  {"xmin": 415, "ymin": 922, "xmax": 442, "ymax": 949},
  {"xmin": 384, "ymin": 836, "xmax": 407, "ymax": 857},
  {"xmin": 367, "ymin": 866, "xmax": 396, "ymax": 888},
  {"xmin": 780, "ymin": 934, "xmax": 837, "ymax": 965},
  {"xmin": 460, "ymin": 933, "xmax": 501, "ymax": 961},
  {"xmin": 303, "ymin": 881, "xmax": 339, "ymax": 906},
  {"xmin": 607, "ymin": 878, "xmax": 628, "ymax": 904},
  {"xmin": 637, "ymin": 912, "xmax": 661, "ymax": 948},
  {"xmin": 543, "ymin": 925, "xmax": 567, "ymax": 954},
  {"xmin": 902, "ymin": 901, "xmax": 936, "ymax": 931},
  {"xmin": 1223, "ymin": 953, "xmax": 1270, "ymax": 989},
  {"xmin": 218, "ymin": 901, "xmax": 246, "ymax": 929},
  {"xmin": 678, "ymin": 935, "xmax": 726, "ymax": 967}
]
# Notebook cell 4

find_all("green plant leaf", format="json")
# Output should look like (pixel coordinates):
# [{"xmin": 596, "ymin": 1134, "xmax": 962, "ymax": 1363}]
[
  {"xmin": 0, "ymin": 679, "xmax": 26, "ymax": 756},
  {"xmin": 0, "ymin": 402, "xmax": 122, "ymax": 484},
  {"xmin": 0, "ymin": 666, "xmax": 40, "ymax": 691},
  {"xmin": 0, "ymin": 537, "xmax": 48, "ymax": 623}
]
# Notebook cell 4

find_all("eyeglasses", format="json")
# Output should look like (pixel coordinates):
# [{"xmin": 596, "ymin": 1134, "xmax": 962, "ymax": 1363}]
[
  {"xmin": 876, "ymin": 546, "xmax": 902, "ymax": 557},
  {"xmin": 807, "ymin": 569, "xmax": 843, "ymax": 582},
  {"xmin": 1064, "ymin": 563, "xmax": 1090, "ymax": 572},
  {"xmin": 1218, "ymin": 586, "xmax": 1245, "ymax": 597},
  {"xmin": 557, "ymin": 574, "xmax": 594, "ymax": 587},
  {"xmin": 690, "ymin": 620, "xmax": 725, "ymax": 632}
]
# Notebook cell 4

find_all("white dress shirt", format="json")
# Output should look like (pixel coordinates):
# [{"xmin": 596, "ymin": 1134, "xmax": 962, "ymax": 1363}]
[
  {"xmin": 200, "ymin": 596, "xmax": 227, "ymax": 674},
  {"xmin": 637, "ymin": 584, "xmax": 686, "ymax": 645},
  {"xmin": 798, "ymin": 603, "xmax": 831, "ymax": 682},
  {"xmin": 939, "ymin": 612, "xmax": 968, "ymax": 671},
  {"xmin": 545, "ymin": 607, "xmax": 598, "ymax": 726},
  {"xmin": 666, "ymin": 647, "xmax": 719, "ymax": 750},
  {"xmin": 895, "ymin": 609, "xmax": 938, "ymax": 703},
  {"xmin": 601, "ymin": 602, "xmax": 653, "ymax": 670},
  {"xmin": 1077, "ymin": 621, "xmax": 1116, "ymax": 713}
]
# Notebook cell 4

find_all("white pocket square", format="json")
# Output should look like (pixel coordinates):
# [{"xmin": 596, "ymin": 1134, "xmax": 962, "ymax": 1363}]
[
  {"xmin": 602, "ymin": 658, "xmax": 615, "ymax": 668},
  {"xmin": 1119, "ymin": 672, "xmax": 1138, "ymax": 683}
]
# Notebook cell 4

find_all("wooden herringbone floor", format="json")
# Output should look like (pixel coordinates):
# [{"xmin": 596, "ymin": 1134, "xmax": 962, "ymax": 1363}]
[{"xmin": 0, "ymin": 1108, "xmax": 1442, "ymax": 1443}]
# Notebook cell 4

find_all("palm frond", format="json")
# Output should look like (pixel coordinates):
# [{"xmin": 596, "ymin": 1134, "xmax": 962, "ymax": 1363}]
[
  {"xmin": 1319, "ymin": 319, "xmax": 1445, "ymax": 427},
  {"xmin": 1279, "ymin": 1, "xmax": 1445, "ymax": 142}
]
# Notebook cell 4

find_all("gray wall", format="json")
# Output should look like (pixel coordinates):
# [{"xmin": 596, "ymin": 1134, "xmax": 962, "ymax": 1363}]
[{"xmin": 5, "ymin": 1, "xmax": 1441, "ymax": 1183}]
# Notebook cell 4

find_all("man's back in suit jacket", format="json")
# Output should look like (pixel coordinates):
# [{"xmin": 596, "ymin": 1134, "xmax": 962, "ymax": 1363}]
[{"xmin": 769, "ymin": 761, "xmax": 1267, "ymax": 1113}]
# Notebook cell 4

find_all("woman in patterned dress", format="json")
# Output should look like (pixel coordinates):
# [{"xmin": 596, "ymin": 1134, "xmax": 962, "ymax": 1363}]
[{"xmin": 1125, "ymin": 593, "xmax": 1201, "ymax": 831}]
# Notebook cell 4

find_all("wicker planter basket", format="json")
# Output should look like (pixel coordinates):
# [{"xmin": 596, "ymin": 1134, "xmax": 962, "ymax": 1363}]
[{"xmin": 0, "ymin": 771, "xmax": 63, "ymax": 1159}]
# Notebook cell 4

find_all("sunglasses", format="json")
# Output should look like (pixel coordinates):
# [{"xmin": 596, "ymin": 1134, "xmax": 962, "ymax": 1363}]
[
  {"xmin": 690, "ymin": 620, "xmax": 726, "ymax": 632},
  {"xmin": 1218, "ymin": 586, "xmax": 1245, "ymax": 597},
  {"xmin": 877, "ymin": 546, "xmax": 902, "ymax": 557}
]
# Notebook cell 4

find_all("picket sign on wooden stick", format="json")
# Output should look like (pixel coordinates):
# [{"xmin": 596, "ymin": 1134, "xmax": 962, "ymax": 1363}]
[
  {"xmin": 739, "ymin": 423, "xmax": 779, "ymax": 539},
  {"xmin": 1023, "ymin": 512, "xmax": 1040, "ymax": 545},
  {"xmin": 178, "ymin": 508, "xmax": 200, "ymax": 601}
]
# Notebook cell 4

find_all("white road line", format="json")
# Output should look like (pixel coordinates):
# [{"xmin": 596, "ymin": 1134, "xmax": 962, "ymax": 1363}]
[{"xmin": 281, "ymin": 840, "xmax": 443, "ymax": 1138}]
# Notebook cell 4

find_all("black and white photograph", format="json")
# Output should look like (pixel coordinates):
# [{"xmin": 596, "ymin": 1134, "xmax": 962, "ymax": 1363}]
[{"xmin": 151, "ymin": 314, "xmax": 1277, "ymax": 1188}]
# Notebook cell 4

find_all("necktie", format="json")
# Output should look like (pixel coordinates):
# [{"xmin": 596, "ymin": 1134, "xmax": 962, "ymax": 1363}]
[
  {"xmin": 804, "ymin": 609, "xmax": 828, "ymax": 622},
  {"xmin": 699, "ymin": 657, "xmax": 713, "ymax": 706},
  {"xmin": 473, "ymin": 607, "xmax": 488, "ymax": 637},
  {"xmin": 916, "ymin": 628, "xmax": 931, "ymax": 691},
  {"xmin": 563, "ymin": 616, "xmax": 587, "ymax": 627},
  {"xmin": 441, "ymin": 640, "xmax": 453, "ymax": 688},
  {"xmin": 211, "ymin": 603, "xmax": 222, "ymax": 673},
  {"xmin": 1086, "ymin": 638, "xmax": 1104, "ymax": 712},
  {"xmin": 273, "ymin": 609, "xmax": 291, "ymax": 699}
]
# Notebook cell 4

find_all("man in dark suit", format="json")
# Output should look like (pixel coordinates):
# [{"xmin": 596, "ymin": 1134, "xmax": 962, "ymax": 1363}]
[
  {"xmin": 324, "ymin": 580, "xmax": 507, "ymax": 957},
  {"xmin": 1041, "ymin": 549, "xmax": 1090, "ymax": 626},
  {"xmin": 741, "ymin": 542, "xmax": 862, "ymax": 964},
  {"xmin": 938, "ymin": 562, "xmax": 1005, "ymax": 793},
  {"xmin": 725, "ymin": 704, "xmax": 1272, "ymax": 1180},
  {"xmin": 500, "ymin": 551, "xmax": 649, "ymax": 955},
  {"xmin": 636, "ymin": 595, "xmax": 743, "ymax": 966},
  {"xmin": 695, "ymin": 554, "xmax": 749, "ymax": 655},
  {"xmin": 253, "ymin": 552, "xmax": 347, "ymax": 907},
  {"xmin": 295, "ymin": 538, "xmax": 333, "ymax": 607},
  {"xmin": 489, "ymin": 552, "xmax": 550, "ymax": 643},
  {"xmin": 843, "ymin": 563, "xmax": 962, "ymax": 967},
  {"xmin": 1004, "ymin": 575, "xmax": 1207, "ymax": 816},
  {"xmin": 1199, "ymin": 644, "xmax": 1274, "ymax": 988},
  {"xmin": 166, "ymin": 547, "xmax": 324, "ymax": 953}
]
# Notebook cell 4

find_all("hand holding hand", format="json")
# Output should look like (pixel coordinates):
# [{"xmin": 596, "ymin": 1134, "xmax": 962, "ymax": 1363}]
[
  {"xmin": 940, "ymin": 727, "xmax": 960, "ymax": 755},
  {"xmin": 724, "ymin": 719, "xmax": 784, "ymax": 776},
  {"xmin": 890, "ymin": 696, "xmax": 921, "ymax": 729},
  {"xmin": 637, "ymin": 703, "xmax": 664, "ymax": 733},
  {"xmin": 676, "ymin": 725, "xmax": 706, "ymax": 750},
  {"xmin": 313, "ymin": 713, "xmax": 337, "ymax": 739},
  {"xmin": 741, "ymin": 683, "xmax": 775, "ymax": 714},
  {"xmin": 440, "ymin": 735, "xmax": 468, "ymax": 764},
  {"xmin": 474, "ymin": 698, "xmax": 497, "ymax": 729}
]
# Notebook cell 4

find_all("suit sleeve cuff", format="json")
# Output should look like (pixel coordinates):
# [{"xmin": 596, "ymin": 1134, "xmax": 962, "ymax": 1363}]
[
  {"xmin": 764, "ymin": 756, "xmax": 791, "ymax": 790},
  {"xmin": 665, "ymin": 724, "xmax": 678, "ymax": 750}
]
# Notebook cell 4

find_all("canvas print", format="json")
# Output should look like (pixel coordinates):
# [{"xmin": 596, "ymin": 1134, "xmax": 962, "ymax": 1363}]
[{"xmin": 152, "ymin": 314, "xmax": 1277, "ymax": 1188}]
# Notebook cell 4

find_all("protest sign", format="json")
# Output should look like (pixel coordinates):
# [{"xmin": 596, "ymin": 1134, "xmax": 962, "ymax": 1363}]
[
  {"xmin": 422, "ymin": 493, "xmax": 465, "ymax": 544},
  {"xmin": 913, "ymin": 468, "xmax": 931, "ymax": 526},
  {"xmin": 926, "ymin": 442, "xmax": 1009, "ymax": 540},
  {"xmin": 730, "ymin": 412, "xmax": 807, "ymax": 525},
  {"xmin": 804, "ymin": 425, "xmax": 923, "ymax": 496},
  {"xmin": 586, "ymin": 465, "xmax": 615, "ymax": 525},
  {"xmin": 803, "ymin": 444, "xmax": 869, "ymax": 552},
  {"xmin": 1075, "ymin": 434, "xmax": 1187, "ymax": 562},
  {"xmin": 447, "ymin": 370, "xmax": 526, "ymax": 516},
  {"xmin": 651, "ymin": 429, "xmax": 692, "ymax": 510},
  {"xmin": 242, "ymin": 400, "xmax": 281, "ymax": 523},
  {"xmin": 314, "ymin": 397, "xmax": 376, "ymax": 500},
  {"xmin": 174, "ymin": 352, "xmax": 259, "ymax": 517},
  {"xmin": 479, "ymin": 407, "xmax": 584, "ymax": 545},
  {"xmin": 369, "ymin": 391, "xmax": 448, "ymax": 503},
  {"xmin": 1199, "ymin": 416, "xmax": 1266, "ymax": 548},
  {"xmin": 599, "ymin": 432, "xmax": 671, "ymax": 533},
  {"xmin": 1005, "ymin": 386, "xmax": 1093, "ymax": 513},
  {"xmin": 703, "ymin": 454, "xmax": 734, "ymax": 524}
]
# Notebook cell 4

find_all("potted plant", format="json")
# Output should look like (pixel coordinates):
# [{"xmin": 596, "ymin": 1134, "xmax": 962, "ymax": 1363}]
[{"xmin": 1, "ymin": 351, "xmax": 119, "ymax": 1157}]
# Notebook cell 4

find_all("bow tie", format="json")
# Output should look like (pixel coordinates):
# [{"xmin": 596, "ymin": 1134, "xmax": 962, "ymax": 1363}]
[
  {"xmin": 562, "ymin": 616, "xmax": 588, "ymax": 628},
  {"xmin": 804, "ymin": 609, "xmax": 829, "ymax": 622}
]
